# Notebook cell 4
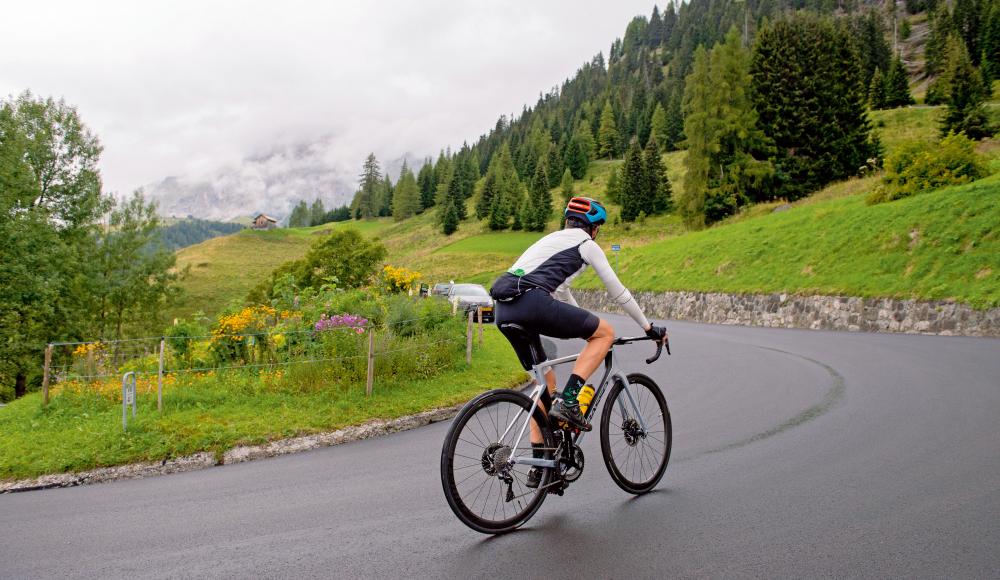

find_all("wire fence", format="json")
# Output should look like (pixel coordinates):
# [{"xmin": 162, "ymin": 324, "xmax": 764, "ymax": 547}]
[{"xmin": 41, "ymin": 307, "xmax": 491, "ymax": 412}]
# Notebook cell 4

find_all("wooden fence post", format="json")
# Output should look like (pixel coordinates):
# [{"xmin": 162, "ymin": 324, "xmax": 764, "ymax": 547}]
[
  {"xmin": 42, "ymin": 344, "xmax": 53, "ymax": 407},
  {"xmin": 466, "ymin": 310, "xmax": 473, "ymax": 366},
  {"xmin": 366, "ymin": 329, "xmax": 375, "ymax": 397},
  {"xmin": 157, "ymin": 339, "xmax": 165, "ymax": 412},
  {"xmin": 477, "ymin": 307, "xmax": 483, "ymax": 346}
]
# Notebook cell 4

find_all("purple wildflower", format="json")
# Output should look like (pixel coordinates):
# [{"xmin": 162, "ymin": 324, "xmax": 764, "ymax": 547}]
[{"xmin": 314, "ymin": 313, "xmax": 368, "ymax": 334}]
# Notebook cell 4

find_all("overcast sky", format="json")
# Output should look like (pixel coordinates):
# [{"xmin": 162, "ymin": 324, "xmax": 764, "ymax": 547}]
[{"xmin": 1, "ymin": 1, "xmax": 658, "ymax": 196}]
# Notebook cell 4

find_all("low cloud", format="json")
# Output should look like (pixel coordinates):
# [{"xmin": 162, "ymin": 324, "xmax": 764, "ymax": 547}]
[{"xmin": 1, "ymin": 1, "xmax": 655, "ymax": 216}]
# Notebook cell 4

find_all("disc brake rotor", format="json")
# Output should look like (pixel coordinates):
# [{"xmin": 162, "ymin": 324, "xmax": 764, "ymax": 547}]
[{"xmin": 622, "ymin": 418, "xmax": 642, "ymax": 446}]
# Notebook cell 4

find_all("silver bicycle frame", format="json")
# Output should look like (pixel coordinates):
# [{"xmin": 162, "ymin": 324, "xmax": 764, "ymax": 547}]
[{"xmin": 504, "ymin": 346, "xmax": 649, "ymax": 470}]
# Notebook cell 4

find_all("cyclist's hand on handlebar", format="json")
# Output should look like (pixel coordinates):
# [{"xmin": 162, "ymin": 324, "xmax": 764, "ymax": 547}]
[
  {"xmin": 645, "ymin": 324, "xmax": 670, "ymax": 360},
  {"xmin": 645, "ymin": 324, "xmax": 668, "ymax": 344}
]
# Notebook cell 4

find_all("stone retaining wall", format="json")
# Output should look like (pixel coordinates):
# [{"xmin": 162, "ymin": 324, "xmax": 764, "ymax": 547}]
[{"xmin": 574, "ymin": 290, "xmax": 999, "ymax": 337}]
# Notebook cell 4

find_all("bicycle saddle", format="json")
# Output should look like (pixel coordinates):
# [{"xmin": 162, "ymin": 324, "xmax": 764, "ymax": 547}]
[{"xmin": 497, "ymin": 323, "xmax": 548, "ymax": 365}]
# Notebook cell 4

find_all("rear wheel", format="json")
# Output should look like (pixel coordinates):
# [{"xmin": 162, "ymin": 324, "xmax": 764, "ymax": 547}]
[
  {"xmin": 599, "ymin": 373, "xmax": 672, "ymax": 494},
  {"xmin": 441, "ymin": 389, "xmax": 555, "ymax": 534}
]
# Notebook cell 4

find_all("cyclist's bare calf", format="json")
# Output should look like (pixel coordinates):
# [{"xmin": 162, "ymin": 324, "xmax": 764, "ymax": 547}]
[
  {"xmin": 529, "ymin": 318, "xmax": 614, "ymax": 442},
  {"xmin": 572, "ymin": 318, "xmax": 615, "ymax": 380}
]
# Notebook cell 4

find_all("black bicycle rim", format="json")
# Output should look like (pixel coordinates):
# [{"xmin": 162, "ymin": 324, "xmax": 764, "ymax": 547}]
[
  {"xmin": 599, "ymin": 373, "xmax": 672, "ymax": 494},
  {"xmin": 441, "ymin": 389, "xmax": 554, "ymax": 534}
]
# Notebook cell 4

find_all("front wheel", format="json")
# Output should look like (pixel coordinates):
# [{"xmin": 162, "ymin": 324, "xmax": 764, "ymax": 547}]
[
  {"xmin": 599, "ymin": 373, "xmax": 672, "ymax": 494},
  {"xmin": 441, "ymin": 389, "xmax": 555, "ymax": 534}
]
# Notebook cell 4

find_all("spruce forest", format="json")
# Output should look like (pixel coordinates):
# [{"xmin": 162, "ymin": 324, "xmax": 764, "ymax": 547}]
[{"xmin": 342, "ymin": 0, "xmax": 997, "ymax": 232}]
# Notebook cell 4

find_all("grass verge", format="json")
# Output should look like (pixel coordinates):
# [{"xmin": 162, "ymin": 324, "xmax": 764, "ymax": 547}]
[
  {"xmin": 576, "ymin": 172, "xmax": 1000, "ymax": 308},
  {"xmin": 0, "ymin": 328, "xmax": 523, "ymax": 481}
]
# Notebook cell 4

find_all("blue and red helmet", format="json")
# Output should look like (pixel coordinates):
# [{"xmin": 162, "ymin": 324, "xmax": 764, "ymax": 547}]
[{"xmin": 564, "ymin": 197, "xmax": 607, "ymax": 226}]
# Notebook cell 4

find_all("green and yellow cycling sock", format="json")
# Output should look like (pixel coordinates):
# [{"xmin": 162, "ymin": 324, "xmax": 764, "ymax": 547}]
[{"xmin": 562, "ymin": 374, "xmax": 585, "ymax": 405}]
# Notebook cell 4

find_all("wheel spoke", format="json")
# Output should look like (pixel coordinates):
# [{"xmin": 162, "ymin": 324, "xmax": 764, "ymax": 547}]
[
  {"xmin": 444, "ymin": 393, "xmax": 553, "ymax": 531},
  {"xmin": 600, "ymin": 380, "xmax": 670, "ymax": 493}
]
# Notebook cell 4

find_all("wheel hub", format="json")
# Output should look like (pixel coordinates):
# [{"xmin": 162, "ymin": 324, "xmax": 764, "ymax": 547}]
[
  {"xmin": 622, "ymin": 418, "xmax": 644, "ymax": 446},
  {"xmin": 481, "ymin": 443, "xmax": 512, "ymax": 476}
]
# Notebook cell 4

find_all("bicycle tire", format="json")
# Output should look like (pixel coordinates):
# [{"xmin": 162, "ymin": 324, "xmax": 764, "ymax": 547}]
[
  {"xmin": 441, "ymin": 389, "xmax": 555, "ymax": 534},
  {"xmin": 599, "ymin": 373, "xmax": 672, "ymax": 494}
]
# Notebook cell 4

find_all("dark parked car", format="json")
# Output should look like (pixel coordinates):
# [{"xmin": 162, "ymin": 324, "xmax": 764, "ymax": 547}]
[
  {"xmin": 431, "ymin": 282, "xmax": 453, "ymax": 297},
  {"xmin": 447, "ymin": 283, "xmax": 495, "ymax": 322}
]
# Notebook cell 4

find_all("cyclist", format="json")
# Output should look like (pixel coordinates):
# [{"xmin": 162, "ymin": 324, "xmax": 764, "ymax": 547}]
[{"xmin": 490, "ymin": 197, "xmax": 667, "ymax": 486}]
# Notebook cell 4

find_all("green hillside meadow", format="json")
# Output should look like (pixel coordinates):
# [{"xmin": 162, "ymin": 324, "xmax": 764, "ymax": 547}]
[
  {"xmin": 576, "ymin": 172, "xmax": 1000, "ymax": 308},
  {"xmin": 169, "ymin": 105, "xmax": 1000, "ymax": 320}
]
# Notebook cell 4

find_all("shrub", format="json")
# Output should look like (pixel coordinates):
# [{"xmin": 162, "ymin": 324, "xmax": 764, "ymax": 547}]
[
  {"xmin": 867, "ymin": 133, "xmax": 988, "ymax": 204},
  {"xmin": 416, "ymin": 296, "xmax": 452, "ymax": 332},
  {"xmin": 387, "ymin": 296, "xmax": 419, "ymax": 337},
  {"xmin": 165, "ymin": 319, "xmax": 206, "ymax": 365},
  {"xmin": 381, "ymin": 265, "xmax": 421, "ymax": 294}
]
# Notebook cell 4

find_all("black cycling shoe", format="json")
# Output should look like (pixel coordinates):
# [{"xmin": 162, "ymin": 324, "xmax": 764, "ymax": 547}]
[
  {"xmin": 525, "ymin": 467, "xmax": 543, "ymax": 488},
  {"xmin": 550, "ymin": 398, "xmax": 592, "ymax": 432}
]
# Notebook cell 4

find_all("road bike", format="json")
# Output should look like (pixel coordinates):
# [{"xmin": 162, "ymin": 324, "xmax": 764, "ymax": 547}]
[{"xmin": 440, "ymin": 324, "xmax": 671, "ymax": 534}]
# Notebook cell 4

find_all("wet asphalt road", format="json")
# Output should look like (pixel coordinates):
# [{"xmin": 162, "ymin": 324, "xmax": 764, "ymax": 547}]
[{"xmin": 2, "ymin": 314, "xmax": 998, "ymax": 579}]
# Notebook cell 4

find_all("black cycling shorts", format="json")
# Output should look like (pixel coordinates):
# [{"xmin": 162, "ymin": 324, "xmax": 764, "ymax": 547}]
[{"xmin": 495, "ymin": 288, "xmax": 600, "ymax": 370}]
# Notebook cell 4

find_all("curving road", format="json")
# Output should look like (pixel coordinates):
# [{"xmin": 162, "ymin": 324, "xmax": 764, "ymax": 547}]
[{"xmin": 2, "ymin": 314, "xmax": 999, "ymax": 578}]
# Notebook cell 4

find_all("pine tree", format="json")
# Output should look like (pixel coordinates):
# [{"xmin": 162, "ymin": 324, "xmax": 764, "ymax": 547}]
[
  {"xmin": 682, "ymin": 29, "xmax": 773, "ymax": 225},
  {"xmin": 605, "ymin": 165, "xmax": 623, "ymax": 205},
  {"xmin": 441, "ymin": 198, "xmax": 459, "ymax": 235},
  {"xmin": 644, "ymin": 137, "xmax": 672, "ymax": 213},
  {"xmin": 650, "ymin": 102, "xmax": 669, "ymax": 152},
  {"xmin": 575, "ymin": 122, "xmax": 597, "ymax": 161},
  {"xmin": 392, "ymin": 163, "xmax": 421, "ymax": 221},
  {"xmin": 565, "ymin": 138, "xmax": 585, "ymax": 180},
  {"xmin": 751, "ymin": 15, "xmax": 873, "ymax": 201},
  {"xmin": 679, "ymin": 46, "xmax": 712, "ymax": 227},
  {"xmin": 884, "ymin": 56, "xmax": 915, "ymax": 108},
  {"xmin": 953, "ymin": 0, "xmax": 982, "ymax": 65},
  {"xmin": 511, "ymin": 197, "xmax": 523, "ymax": 231},
  {"xmin": 620, "ymin": 140, "xmax": 645, "ymax": 222},
  {"xmin": 377, "ymin": 175, "xmax": 393, "ymax": 217},
  {"xmin": 357, "ymin": 153, "xmax": 381, "ymax": 219},
  {"xmin": 546, "ymin": 142, "xmax": 564, "ymax": 189},
  {"xmin": 981, "ymin": 3, "xmax": 1000, "ymax": 87},
  {"xmin": 309, "ymin": 198, "xmax": 325, "ymax": 226},
  {"xmin": 433, "ymin": 150, "xmax": 451, "ymax": 198},
  {"xmin": 869, "ymin": 67, "xmax": 887, "ymax": 109},
  {"xmin": 598, "ymin": 100, "xmax": 619, "ymax": 160},
  {"xmin": 848, "ymin": 10, "xmax": 892, "ymax": 89},
  {"xmin": 664, "ymin": 92, "xmax": 684, "ymax": 150},
  {"xmin": 523, "ymin": 160, "xmax": 550, "ymax": 231},
  {"xmin": 417, "ymin": 158, "xmax": 436, "ymax": 211},
  {"xmin": 288, "ymin": 200, "xmax": 309, "ymax": 227},
  {"xmin": 560, "ymin": 168, "xmax": 575, "ymax": 202},
  {"xmin": 648, "ymin": 5, "xmax": 665, "ymax": 47},
  {"xmin": 926, "ymin": 3, "xmax": 955, "ymax": 75},
  {"xmin": 483, "ymin": 142, "xmax": 523, "ymax": 230},
  {"xmin": 939, "ymin": 36, "xmax": 993, "ymax": 139},
  {"xmin": 445, "ymin": 166, "xmax": 467, "ymax": 221},
  {"xmin": 487, "ymin": 183, "xmax": 511, "ymax": 230}
]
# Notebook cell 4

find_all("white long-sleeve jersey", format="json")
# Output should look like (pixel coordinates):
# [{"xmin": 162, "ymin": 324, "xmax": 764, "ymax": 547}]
[{"xmin": 501, "ymin": 228, "xmax": 650, "ymax": 329}]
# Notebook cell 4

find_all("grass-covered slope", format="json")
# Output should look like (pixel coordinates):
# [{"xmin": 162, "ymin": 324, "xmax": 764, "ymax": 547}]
[
  {"xmin": 576, "ymin": 172, "xmax": 1000, "ymax": 308},
  {"xmin": 172, "ymin": 221, "xmax": 394, "ymax": 320}
]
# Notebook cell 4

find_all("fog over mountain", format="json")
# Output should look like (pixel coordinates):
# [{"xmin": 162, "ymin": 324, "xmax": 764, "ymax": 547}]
[
  {"xmin": 145, "ymin": 136, "xmax": 421, "ymax": 221},
  {"xmin": 1, "ymin": 2, "xmax": 657, "ymax": 221}
]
